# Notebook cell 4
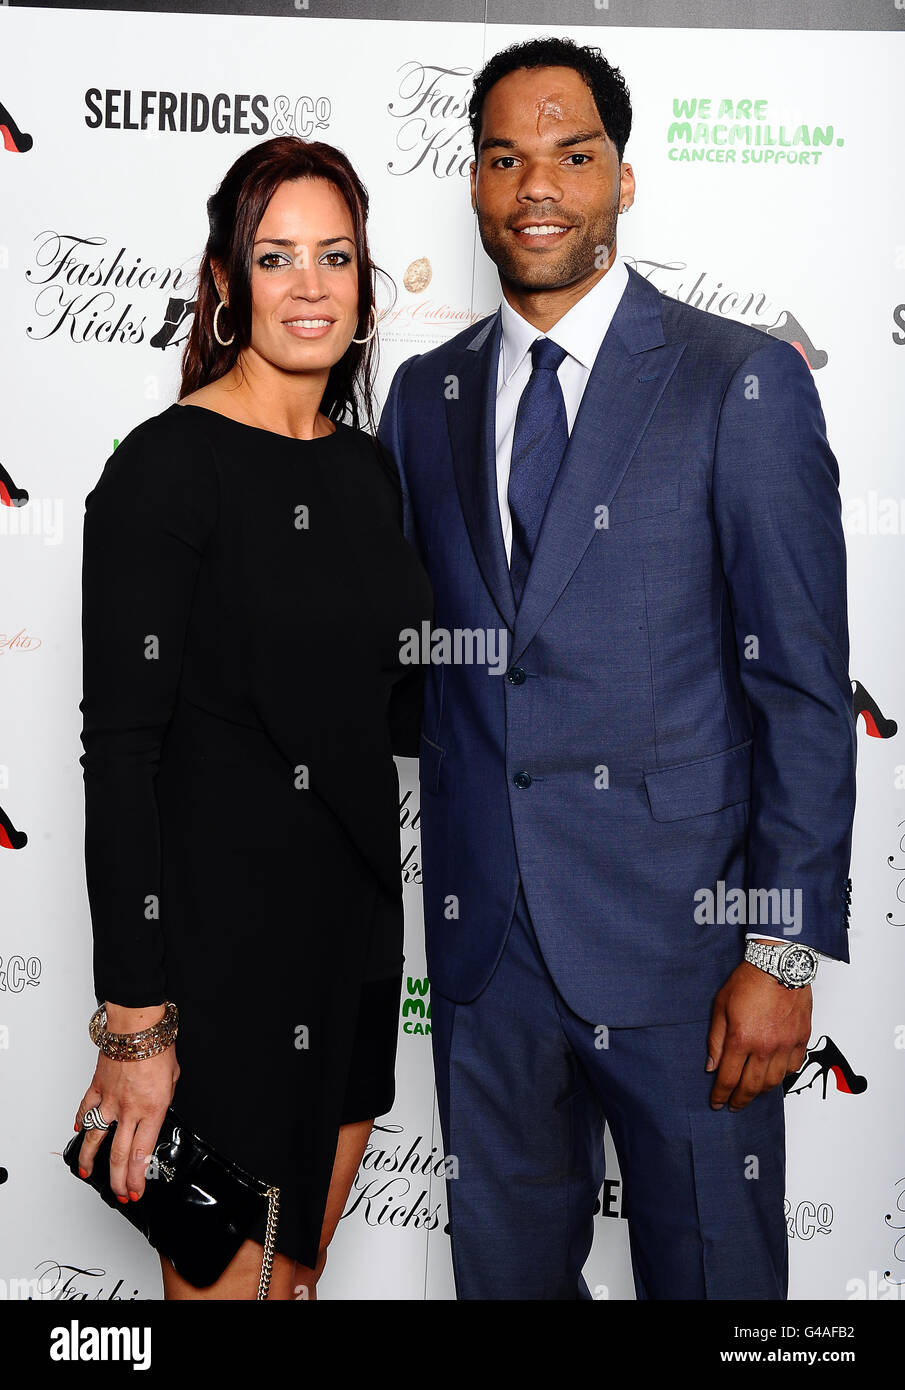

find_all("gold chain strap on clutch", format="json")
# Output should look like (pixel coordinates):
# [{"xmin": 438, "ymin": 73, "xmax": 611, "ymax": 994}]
[{"xmin": 256, "ymin": 1186, "xmax": 281, "ymax": 1300}]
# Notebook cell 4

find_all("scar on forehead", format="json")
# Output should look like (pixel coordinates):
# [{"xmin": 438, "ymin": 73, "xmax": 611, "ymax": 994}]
[{"xmin": 534, "ymin": 96, "xmax": 565, "ymax": 131}]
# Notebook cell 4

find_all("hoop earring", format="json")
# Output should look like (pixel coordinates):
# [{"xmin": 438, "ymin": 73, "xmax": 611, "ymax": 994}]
[
  {"xmin": 213, "ymin": 299, "xmax": 234, "ymax": 347},
  {"xmin": 351, "ymin": 306, "xmax": 378, "ymax": 345}
]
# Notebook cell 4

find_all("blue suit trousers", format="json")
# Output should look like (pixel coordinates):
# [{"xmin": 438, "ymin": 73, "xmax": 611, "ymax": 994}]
[{"xmin": 430, "ymin": 886, "xmax": 788, "ymax": 1300}]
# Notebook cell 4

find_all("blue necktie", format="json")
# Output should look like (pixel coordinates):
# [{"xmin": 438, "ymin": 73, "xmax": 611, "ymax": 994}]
[{"xmin": 508, "ymin": 337, "xmax": 568, "ymax": 604}]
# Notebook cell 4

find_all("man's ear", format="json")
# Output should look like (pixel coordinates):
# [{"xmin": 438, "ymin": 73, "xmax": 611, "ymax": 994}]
[{"xmin": 618, "ymin": 162, "xmax": 636, "ymax": 211}]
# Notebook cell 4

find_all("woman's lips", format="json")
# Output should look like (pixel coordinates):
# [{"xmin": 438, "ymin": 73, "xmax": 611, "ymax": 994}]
[{"xmin": 282, "ymin": 317, "xmax": 335, "ymax": 338}]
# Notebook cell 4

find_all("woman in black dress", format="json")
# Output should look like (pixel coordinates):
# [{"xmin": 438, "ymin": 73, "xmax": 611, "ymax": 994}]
[{"xmin": 73, "ymin": 137, "xmax": 432, "ymax": 1300}]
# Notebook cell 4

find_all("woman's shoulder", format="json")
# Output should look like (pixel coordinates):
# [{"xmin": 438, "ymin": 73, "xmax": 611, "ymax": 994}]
[
  {"xmin": 108, "ymin": 402, "xmax": 217, "ymax": 471},
  {"xmin": 105, "ymin": 400, "xmax": 207, "ymax": 454},
  {"xmin": 340, "ymin": 423, "xmax": 402, "ymax": 492},
  {"xmin": 86, "ymin": 403, "xmax": 219, "ymax": 518}
]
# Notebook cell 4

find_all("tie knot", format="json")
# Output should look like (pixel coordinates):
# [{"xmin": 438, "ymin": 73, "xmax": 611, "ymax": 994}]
[{"xmin": 530, "ymin": 337, "xmax": 567, "ymax": 373}]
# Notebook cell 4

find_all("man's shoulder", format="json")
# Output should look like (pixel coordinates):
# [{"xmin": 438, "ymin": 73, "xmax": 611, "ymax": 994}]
[
  {"xmin": 401, "ymin": 311, "xmax": 499, "ymax": 376},
  {"xmin": 643, "ymin": 270, "xmax": 797, "ymax": 372}
]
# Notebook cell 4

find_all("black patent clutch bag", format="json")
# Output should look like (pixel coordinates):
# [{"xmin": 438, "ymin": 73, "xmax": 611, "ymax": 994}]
[{"xmin": 63, "ymin": 1106, "xmax": 280, "ymax": 1296}]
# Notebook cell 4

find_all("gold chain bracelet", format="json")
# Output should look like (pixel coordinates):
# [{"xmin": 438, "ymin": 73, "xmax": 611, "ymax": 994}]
[{"xmin": 89, "ymin": 1001, "xmax": 179, "ymax": 1061}]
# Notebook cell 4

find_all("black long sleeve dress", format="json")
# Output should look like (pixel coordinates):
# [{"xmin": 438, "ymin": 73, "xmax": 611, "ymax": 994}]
[{"xmin": 79, "ymin": 401, "xmax": 432, "ymax": 1272}]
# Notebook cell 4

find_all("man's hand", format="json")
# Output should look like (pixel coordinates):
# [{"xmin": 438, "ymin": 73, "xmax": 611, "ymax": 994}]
[{"xmin": 706, "ymin": 957, "xmax": 811, "ymax": 1110}]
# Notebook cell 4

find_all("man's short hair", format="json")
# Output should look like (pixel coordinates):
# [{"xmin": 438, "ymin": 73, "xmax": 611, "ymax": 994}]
[{"xmin": 468, "ymin": 35, "xmax": 633, "ymax": 164}]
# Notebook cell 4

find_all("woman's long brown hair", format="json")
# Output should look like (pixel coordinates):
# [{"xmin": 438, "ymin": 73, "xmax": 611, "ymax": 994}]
[{"xmin": 179, "ymin": 136, "xmax": 386, "ymax": 435}]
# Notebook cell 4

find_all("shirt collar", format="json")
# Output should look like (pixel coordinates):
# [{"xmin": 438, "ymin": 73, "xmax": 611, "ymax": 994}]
[{"xmin": 499, "ymin": 256, "xmax": 630, "ymax": 386}]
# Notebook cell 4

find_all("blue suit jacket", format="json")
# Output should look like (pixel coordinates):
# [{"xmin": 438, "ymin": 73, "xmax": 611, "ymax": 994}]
[{"xmin": 379, "ymin": 264, "xmax": 856, "ymax": 1026}]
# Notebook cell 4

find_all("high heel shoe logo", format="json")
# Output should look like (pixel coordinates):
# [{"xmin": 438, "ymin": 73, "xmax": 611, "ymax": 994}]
[
  {"xmin": 0, "ymin": 99, "xmax": 33, "ymax": 154},
  {"xmin": 0, "ymin": 459, "xmax": 28, "ymax": 509},
  {"xmin": 783, "ymin": 1034, "xmax": 868, "ymax": 1100},
  {"xmin": 852, "ymin": 679, "xmax": 897, "ymax": 738},
  {"xmin": 149, "ymin": 296, "xmax": 196, "ymax": 352},
  {"xmin": 0, "ymin": 801, "xmax": 27, "ymax": 851},
  {"xmin": 764, "ymin": 309, "xmax": 828, "ymax": 371}
]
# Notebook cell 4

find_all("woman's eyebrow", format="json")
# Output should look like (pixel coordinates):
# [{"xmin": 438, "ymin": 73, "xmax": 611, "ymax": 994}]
[{"xmin": 253, "ymin": 235, "xmax": 355, "ymax": 247}]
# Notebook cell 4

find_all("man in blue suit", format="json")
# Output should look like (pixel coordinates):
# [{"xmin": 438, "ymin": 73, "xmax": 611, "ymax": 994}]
[{"xmin": 379, "ymin": 36, "xmax": 855, "ymax": 1300}]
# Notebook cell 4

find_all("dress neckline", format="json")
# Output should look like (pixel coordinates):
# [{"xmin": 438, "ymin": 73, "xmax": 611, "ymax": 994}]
[{"xmin": 172, "ymin": 402, "xmax": 346, "ymax": 444}]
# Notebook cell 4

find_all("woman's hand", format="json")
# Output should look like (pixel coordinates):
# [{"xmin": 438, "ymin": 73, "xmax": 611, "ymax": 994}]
[{"xmin": 74, "ymin": 1002, "xmax": 180, "ymax": 1203}]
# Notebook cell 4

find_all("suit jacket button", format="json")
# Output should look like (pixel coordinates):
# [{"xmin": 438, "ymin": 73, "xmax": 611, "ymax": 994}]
[
  {"xmin": 513, "ymin": 771, "xmax": 532, "ymax": 789},
  {"xmin": 507, "ymin": 666, "xmax": 527, "ymax": 685}
]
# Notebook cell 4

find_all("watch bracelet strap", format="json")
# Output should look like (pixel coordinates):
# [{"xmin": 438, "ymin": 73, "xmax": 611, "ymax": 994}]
[
  {"xmin": 745, "ymin": 940, "xmax": 784, "ymax": 971},
  {"xmin": 744, "ymin": 939, "xmax": 817, "ymax": 984}
]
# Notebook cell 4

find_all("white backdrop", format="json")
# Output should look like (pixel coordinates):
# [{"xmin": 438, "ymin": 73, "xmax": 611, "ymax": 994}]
[{"xmin": 0, "ymin": 4, "xmax": 903, "ymax": 1301}]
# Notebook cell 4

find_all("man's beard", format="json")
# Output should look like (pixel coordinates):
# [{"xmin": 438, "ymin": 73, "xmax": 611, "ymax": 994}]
[{"xmin": 474, "ymin": 201, "xmax": 619, "ymax": 293}]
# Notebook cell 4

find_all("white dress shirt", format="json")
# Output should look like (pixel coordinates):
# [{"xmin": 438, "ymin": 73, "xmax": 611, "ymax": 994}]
[
  {"xmin": 495, "ymin": 255, "xmax": 628, "ymax": 565},
  {"xmin": 493, "ymin": 255, "xmax": 789, "ymax": 953}
]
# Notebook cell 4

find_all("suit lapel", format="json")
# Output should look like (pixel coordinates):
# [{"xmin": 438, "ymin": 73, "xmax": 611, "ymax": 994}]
[
  {"xmin": 444, "ymin": 309, "xmax": 516, "ymax": 631},
  {"xmin": 443, "ymin": 268, "xmax": 688, "ymax": 659},
  {"xmin": 511, "ymin": 269, "xmax": 686, "ymax": 664}
]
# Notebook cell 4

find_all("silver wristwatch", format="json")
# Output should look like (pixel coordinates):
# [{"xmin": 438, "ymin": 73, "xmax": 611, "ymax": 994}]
[{"xmin": 744, "ymin": 940, "xmax": 819, "ymax": 989}]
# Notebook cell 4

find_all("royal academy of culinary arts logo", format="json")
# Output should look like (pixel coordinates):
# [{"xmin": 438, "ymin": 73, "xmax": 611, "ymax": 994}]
[{"xmin": 379, "ymin": 255, "xmax": 485, "ymax": 348}]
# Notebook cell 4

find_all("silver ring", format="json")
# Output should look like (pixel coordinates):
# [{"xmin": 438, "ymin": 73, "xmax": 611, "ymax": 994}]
[{"xmin": 83, "ymin": 1105, "xmax": 110, "ymax": 1131}]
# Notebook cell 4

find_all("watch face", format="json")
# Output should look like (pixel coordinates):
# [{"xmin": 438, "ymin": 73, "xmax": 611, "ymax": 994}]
[{"xmin": 780, "ymin": 947, "xmax": 816, "ymax": 985}]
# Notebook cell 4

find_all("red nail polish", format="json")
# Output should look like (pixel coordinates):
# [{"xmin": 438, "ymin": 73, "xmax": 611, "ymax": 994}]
[
  {"xmin": 78, "ymin": 1167, "xmax": 88, "ymax": 1179},
  {"xmin": 117, "ymin": 1194, "xmax": 128, "ymax": 1204},
  {"xmin": 129, "ymin": 1191, "xmax": 139, "ymax": 1202}
]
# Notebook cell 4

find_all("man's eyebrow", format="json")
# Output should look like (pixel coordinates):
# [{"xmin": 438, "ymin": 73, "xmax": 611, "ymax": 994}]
[
  {"xmin": 479, "ymin": 127, "xmax": 606, "ymax": 154},
  {"xmin": 556, "ymin": 127, "xmax": 606, "ymax": 148},
  {"xmin": 252, "ymin": 236, "xmax": 355, "ymax": 247}
]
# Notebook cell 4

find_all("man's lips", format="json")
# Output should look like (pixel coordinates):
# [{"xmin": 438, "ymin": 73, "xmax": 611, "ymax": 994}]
[{"xmin": 510, "ymin": 222, "xmax": 574, "ymax": 247}]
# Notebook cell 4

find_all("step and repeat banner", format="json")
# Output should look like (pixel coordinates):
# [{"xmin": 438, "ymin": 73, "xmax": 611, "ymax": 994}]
[{"xmin": 0, "ymin": 1, "xmax": 903, "ymax": 1302}]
